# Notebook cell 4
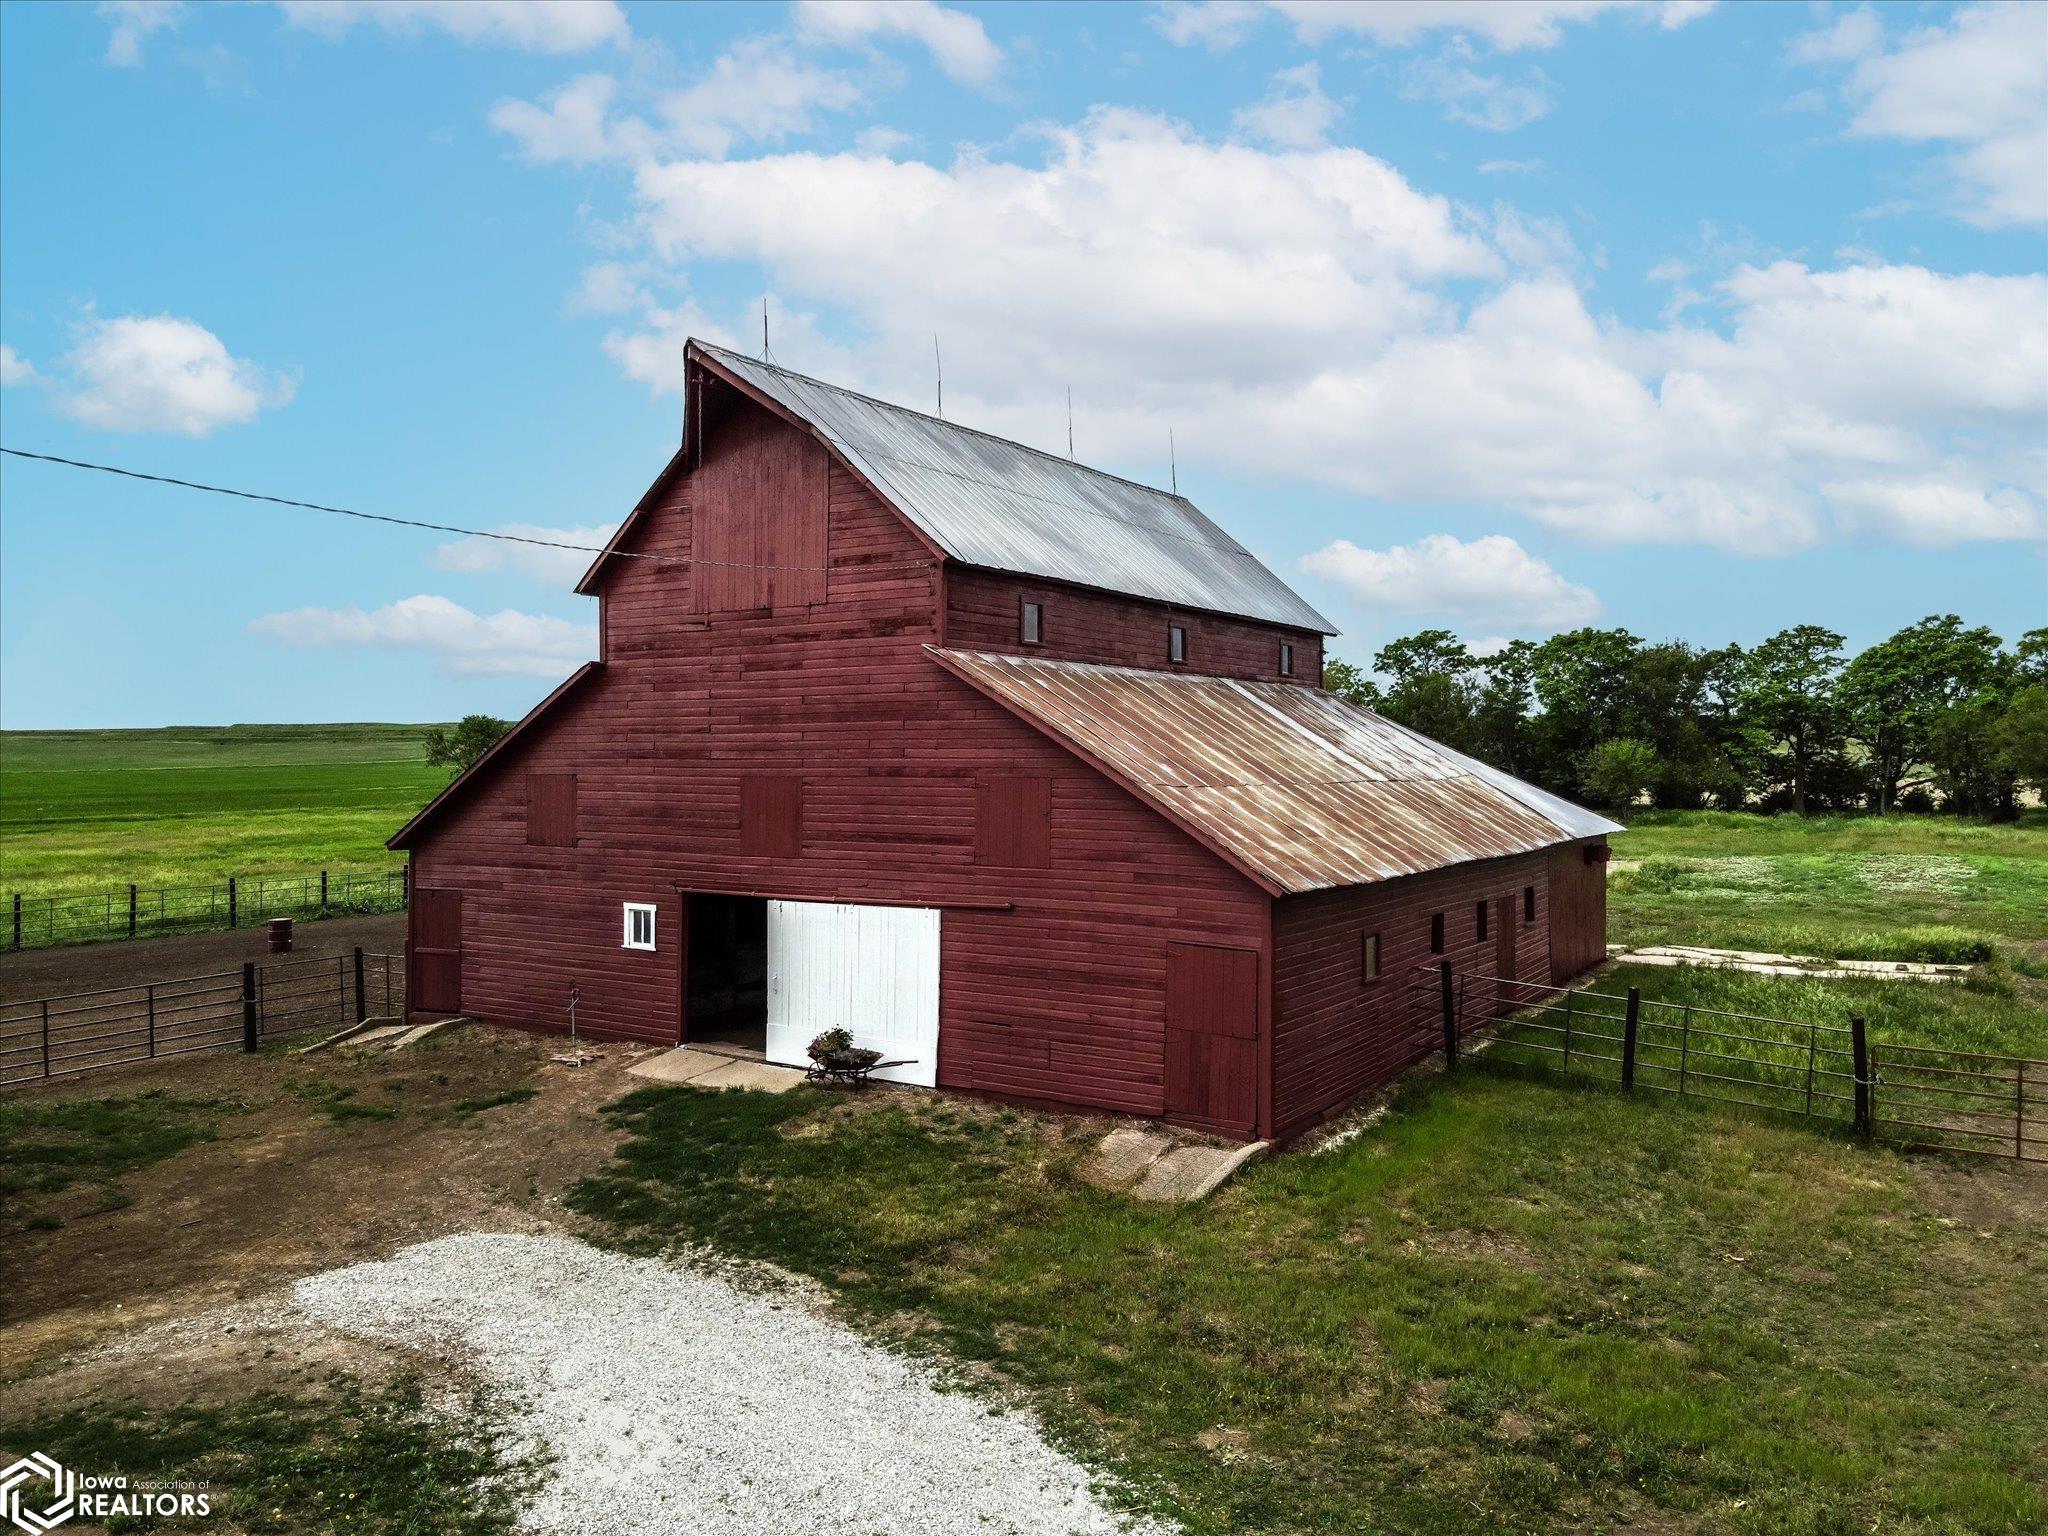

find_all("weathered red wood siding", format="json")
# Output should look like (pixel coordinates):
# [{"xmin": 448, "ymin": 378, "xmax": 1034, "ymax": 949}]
[
  {"xmin": 1546, "ymin": 839, "xmax": 1610, "ymax": 982},
  {"xmin": 1270, "ymin": 850, "xmax": 1553, "ymax": 1141},
  {"xmin": 405, "ymin": 393, "xmax": 1271, "ymax": 1131},
  {"xmin": 945, "ymin": 569, "xmax": 1323, "ymax": 683}
]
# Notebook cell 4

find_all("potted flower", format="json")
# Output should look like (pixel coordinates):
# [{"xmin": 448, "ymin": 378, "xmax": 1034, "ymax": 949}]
[{"xmin": 806, "ymin": 1027, "xmax": 881, "ymax": 1073}]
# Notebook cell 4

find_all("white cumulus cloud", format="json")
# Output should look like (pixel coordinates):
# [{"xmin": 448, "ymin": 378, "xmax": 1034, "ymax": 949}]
[
  {"xmin": 1159, "ymin": 1, "xmax": 1712, "ymax": 52},
  {"xmin": 55, "ymin": 314, "xmax": 296, "ymax": 435},
  {"xmin": 1233, "ymin": 62, "xmax": 1341, "ymax": 148},
  {"xmin": 532, "ymin": 101, "xmax": 2039, "ymax": 556},
  {"xmin": 1302, "ymin": 533, "xmax": 1601, "ymax": 630},
  {"xmin": 432, "ymin": 523, "xmax": 621, "ymax": 586},
  {"xmin": 1793, "ymin": 3, "xmax": 2047, "ymax": 227},
  {"xmin": 248, "ymin": 595, "xmax": 597, "ymax": 677},
  {"xmin": 0, "ymin": 344, "xmax": 38, "ymax": 386},
  {"xmin": 1402, "ymin": 52, "xmax": 1553, "ymax": 132},
  {"xmin": 792, "ymin": 0, "xmax": 1001, "ymax": 85},
  {"xmin": 97, "ymin": 0, "xmax": 185, "ymax": 66},
  {"xmin": 275, "ymin": 0, "xmax": 627, "ymax": 52}
]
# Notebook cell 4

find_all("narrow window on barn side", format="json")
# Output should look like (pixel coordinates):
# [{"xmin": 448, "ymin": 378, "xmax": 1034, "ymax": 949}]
[
  {"xmin": 1523, "ymin": 885, "xmax": 1536, "ymax": 922},
  {"xmin": 622, "ymin": 902, "xmax": 657, "ymax": 951},
  {"xmin": 739, "ymin": 775, "xmax": 804, "ymax": 858},
  {"xmin": 1430, "ymin": 912, "xmax": 1445, "ymax": 954},
  {"xmin": 1169, "ymin": 625, "xmax": 1188, "ymax": 664},
  {"xmin": 1021, "ymin": 600, "xmax": 1044, "ymax": 646},
  {"xmin": 976, "ymin": 777, "xmax": 1051, "ymax": 868},
  {"xmin": 1475, "ymin": 900, "xmax": 1489, "ymax": 941},
  {"xmin": 1279, "ymin": 642, "xmax": 1294, "ymax": 677},
  {"xmin": 1361, "ymin": 931, "xmax": 1381, "ymax": 982},
  {"xmin": 526, "ymin": 772, "xmax": 577, "ymax": 848}
]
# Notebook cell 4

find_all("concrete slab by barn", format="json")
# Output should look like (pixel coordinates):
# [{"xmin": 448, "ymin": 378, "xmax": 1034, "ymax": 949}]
[{"xmin": 626, "ymin": 1048, "xmax": 805, "ymax": 1094}]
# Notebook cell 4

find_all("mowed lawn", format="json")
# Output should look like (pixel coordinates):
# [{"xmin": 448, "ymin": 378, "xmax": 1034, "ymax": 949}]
[{"xmin": 0, "ymin": 725, "xmax": 448, "ymax": 894}]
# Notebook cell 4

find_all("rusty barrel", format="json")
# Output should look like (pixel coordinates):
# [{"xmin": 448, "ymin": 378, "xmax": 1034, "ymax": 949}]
[{"xmin": 267, "ymin": 916, "xmax": 294, "ymax": 953}]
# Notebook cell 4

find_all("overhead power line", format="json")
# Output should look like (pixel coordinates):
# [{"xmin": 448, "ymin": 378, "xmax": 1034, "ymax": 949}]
[{"xmin": 0, "ymin": 446, "xmax": 923, "ymax": 576}]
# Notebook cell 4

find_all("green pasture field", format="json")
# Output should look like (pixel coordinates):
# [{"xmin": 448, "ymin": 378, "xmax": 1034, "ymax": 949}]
[
  {"xmin": 0, "ymin": 724, "xmax": 447, "ymax": 895},
  {"xmin": 1608, "ymin": 809, "xmax": 2048, "ymax": 964}
]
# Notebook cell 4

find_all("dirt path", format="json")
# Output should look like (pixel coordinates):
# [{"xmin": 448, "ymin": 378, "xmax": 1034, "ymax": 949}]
[
  {"xmin": 0, "ymin": 1025, "xmax": 631, "ymax": 1371},
  {"xmin": 0, "ymin": 912, "xmax": 406, "ymax": 1002}
]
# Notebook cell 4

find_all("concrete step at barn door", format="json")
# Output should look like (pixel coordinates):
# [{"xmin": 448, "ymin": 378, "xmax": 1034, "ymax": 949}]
[{"xmin": 765, "ymin": 900, "xmax": 940, "ymax": 1087}]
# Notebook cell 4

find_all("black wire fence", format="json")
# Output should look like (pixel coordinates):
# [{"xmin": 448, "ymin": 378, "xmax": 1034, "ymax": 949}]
[
  {"xmin": 1413, "ymin": 965, "xmax": 2044, "ymax": 1163},
  {"xmin": 6, "ymin": 868, "xmax": 408, "ymax": 950},
  {"xmin": 0, "ymin": 949, "xmax": 406, "ymax": 1087}
]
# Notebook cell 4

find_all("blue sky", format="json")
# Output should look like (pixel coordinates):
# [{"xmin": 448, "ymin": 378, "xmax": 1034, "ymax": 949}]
[{"xmin": 1, "ymin": 0, "xmax": 2043, "ymax": 729}]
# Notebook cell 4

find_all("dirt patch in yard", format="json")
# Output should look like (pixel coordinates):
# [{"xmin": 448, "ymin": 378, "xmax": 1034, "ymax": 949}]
[
  {"xmin": 1, "ymin": 1027, "xmax": 640, "ymax": 1374},
  {"xmin": 0, "ymin": 912, "xmax": 407, "ymax": 1003}
]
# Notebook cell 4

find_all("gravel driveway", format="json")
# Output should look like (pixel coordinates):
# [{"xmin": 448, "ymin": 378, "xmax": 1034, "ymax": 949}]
[{"xmin": 293, "ymin": 1232, "xmax": 1168, "ymax": 1536}]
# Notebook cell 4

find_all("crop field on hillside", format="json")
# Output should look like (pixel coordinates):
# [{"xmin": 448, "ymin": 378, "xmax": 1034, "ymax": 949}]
[{"xmin": 0, "ymin": 725, "xmax": 446, "ymax": 895}]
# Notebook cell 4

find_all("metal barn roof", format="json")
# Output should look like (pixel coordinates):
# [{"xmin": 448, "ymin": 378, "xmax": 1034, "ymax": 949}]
[
  {"xmin": 929, "ymin": 648, "xmax": 1621, "ymax": 895},
  {"xmin": 697, "ymin": 342, "xmax": 1337, "ymax": 634}
]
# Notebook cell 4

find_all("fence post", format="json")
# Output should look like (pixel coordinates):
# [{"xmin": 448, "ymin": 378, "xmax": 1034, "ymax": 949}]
[
  {"xmin": 242, "ymin": 962, "xmax": 258, "ymax": 1052},
  {"xmin": 1851, "ymin": 1015, "xmax": 1871, "ymax": 1140},
  {"xmin": 2018, "ymin": 1062, "xmax": 2027, "ymax": 1161},
  {"xmin": 1562, "ymin": 989, "xmax": 1575, "ymax": 1070},
  {"xmin": 1621, "ymin": 987, "xmax": 1639, "ymax": 1091},
  {"xmin": 353, "ymin": 947, "xmax": 368, "ymax": 1023},
  {"xmin": 128, "ymin": 883, "xmax": 138, "ymax": 939},
  {"xmin": 41, "ymin": 998, "xmax": 51, "ymax": 1079},
  {"xmin": 147, "ymin": 983, "xmax": 156, "ymax": 1057},
  {"xmin": 321, "ymin": 869, "xmax": 329, "ymax": 908},
  {"xmin": 1678, "ymin": 1004, "xmax": 1691, "ymax": 1095},
  {"xmin": 11, "ymin": 893, "xmax": 19, "ymax": 950},
  {"xmin": 1804, "ymin": 1023, "xmax": 1818, "ymax": 1117},
  {"xmin": 1439, "ymin": 961, "xmax": 1458, "ymax": 1070},
  {"xmin": 228, "ymin": 876, "xmax": 238, "ymax": 929}
]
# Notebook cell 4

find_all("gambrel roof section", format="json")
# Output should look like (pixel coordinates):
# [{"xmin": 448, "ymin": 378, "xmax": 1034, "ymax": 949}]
[
  {"xmin": 580, "ymin": 341, "xmax": 1336, "ymax": 634},
  {"xmin": 929, "ymin": 648, "xmax": 1621, "ymax": 896}
]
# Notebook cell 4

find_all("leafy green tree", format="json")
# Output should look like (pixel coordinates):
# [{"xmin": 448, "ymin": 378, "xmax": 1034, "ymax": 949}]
[
  {"xmin": 1741, "ymin": 625, "xmax": 1846, "ymax": 814},
  {"xmin": 1471, "ymin": 640, "xmax": 1539, "ymax": 777},
  {"xmin": 1582, "ymin": 738, "xmax": 1659, "ymax": 812},
  {"xmin": 422, "ymin": 715, "xmax": 512, "ymax": 774},
  {"xmin": 1992, "ymin": 685, "xmax": 2048, "ymax": 800},
  {"xmin": 1373, "ymin": 630, "xmax": 1477, "ymax": 749},
  {"xmin": 1840, "ymin": 615, "xmax": 2005, "ymax": 812},
  {"xmin": 1527, "ymin": 628, "xmax": 1644, "ymax": 796},
  {"xmin": 1321, "ymin": 656, "xmax": 1380, "ymax": 710}
]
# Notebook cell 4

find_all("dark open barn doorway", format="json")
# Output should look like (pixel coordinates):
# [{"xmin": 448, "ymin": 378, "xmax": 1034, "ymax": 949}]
[{"xmin": 683, "ymin": 894, "xmax": 767, "ymax": 1051}]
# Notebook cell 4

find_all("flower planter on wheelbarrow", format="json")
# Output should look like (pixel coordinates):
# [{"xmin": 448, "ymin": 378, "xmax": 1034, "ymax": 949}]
[{"xmin": 804, "ymin": 1048, "xmax": 915, "ymax": 1089}]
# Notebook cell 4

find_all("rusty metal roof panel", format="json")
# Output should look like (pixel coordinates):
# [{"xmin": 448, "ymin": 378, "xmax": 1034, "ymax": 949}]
[
  {"xmin": 930, "ymin": 648, "xmax": 1621, "ymax": 894},
  {"xmin": 699, "ymin": 342, "xmax": 1336, "ymax": 634}
]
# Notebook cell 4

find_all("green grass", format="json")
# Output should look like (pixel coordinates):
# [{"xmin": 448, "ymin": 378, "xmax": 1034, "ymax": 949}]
[
  {"xmin": 0, "ymin": 724, "xmax": 447, "ymax": 895},
  {"xmin": 0, "ymin": 1089, "xmax": 245, "ymax": 1223},
  {"xmin": 569, "ymin": 1081, "xmax": 2048, "ymax": 1536},
  {"xmin": 287, "ymin": 1079, "xmax": 399, "ymax": 1124},
  {"xmin": 1609, "ymin": 811, "xmax": 2048, "ymax": 961},
  {"xmin": 0, "ymin": 1373, "xmax": 533, "ymax": 1535}
]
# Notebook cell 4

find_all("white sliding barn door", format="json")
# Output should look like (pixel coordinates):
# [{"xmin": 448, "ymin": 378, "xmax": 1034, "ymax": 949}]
[{"xmin": 765, "ymin": 900, "xmax": 940, "ymax": 1087}]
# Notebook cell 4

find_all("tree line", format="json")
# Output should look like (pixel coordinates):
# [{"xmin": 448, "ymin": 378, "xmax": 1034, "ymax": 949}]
[{"xmin": 1324, "ymin": 616, "xmax": 2048, "ymax": 818}]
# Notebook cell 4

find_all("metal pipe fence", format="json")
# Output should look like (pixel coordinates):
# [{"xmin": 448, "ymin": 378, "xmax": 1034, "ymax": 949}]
[
  {"xmin": 6, "ymin": 868, "xmax": 408, "ymax": 950},
  {"xmin": 0, "ymin": 949, "xmax": 406, "ymax": 1087},
  {"xmin": 1413, "ymin": 966, "xmax": 2044, "ymax": 1163}
]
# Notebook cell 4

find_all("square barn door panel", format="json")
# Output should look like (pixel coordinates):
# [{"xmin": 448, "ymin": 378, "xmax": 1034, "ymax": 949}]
[
  {"xmin": 764, "ymin": 901, "xmax": 939, "ymax": 1087},
  {"xmin": 1163, "ymin": 941, "xmax": 1258, "ymax": 1136}
]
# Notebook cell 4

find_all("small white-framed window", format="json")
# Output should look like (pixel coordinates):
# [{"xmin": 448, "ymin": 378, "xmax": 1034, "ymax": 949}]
[
  {"xmin": 1279, "ymin": 641, "xmax": 1294, "ymax": 677},
  {"xmin": 622, "ymin": 902, "xmax": 657, "ymax": 951},
  {"xmin": 1169, "ymin": 625, "xmax": 1188, "ymax": 664},
  {"xmin": 1021, "ymin": 600, "xmax": 1044, "ymax": 645}
]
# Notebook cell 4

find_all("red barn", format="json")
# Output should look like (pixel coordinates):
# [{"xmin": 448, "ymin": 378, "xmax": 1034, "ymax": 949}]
[{"xmin": 390, "ymin": 341, "xmax": 1617, "ymax": 1142}]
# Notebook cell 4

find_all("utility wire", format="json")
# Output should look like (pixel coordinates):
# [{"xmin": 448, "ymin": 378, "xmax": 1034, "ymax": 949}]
[{"xmin": 0, "ymin": 446, "xmax": 925, "ymax": 575}]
